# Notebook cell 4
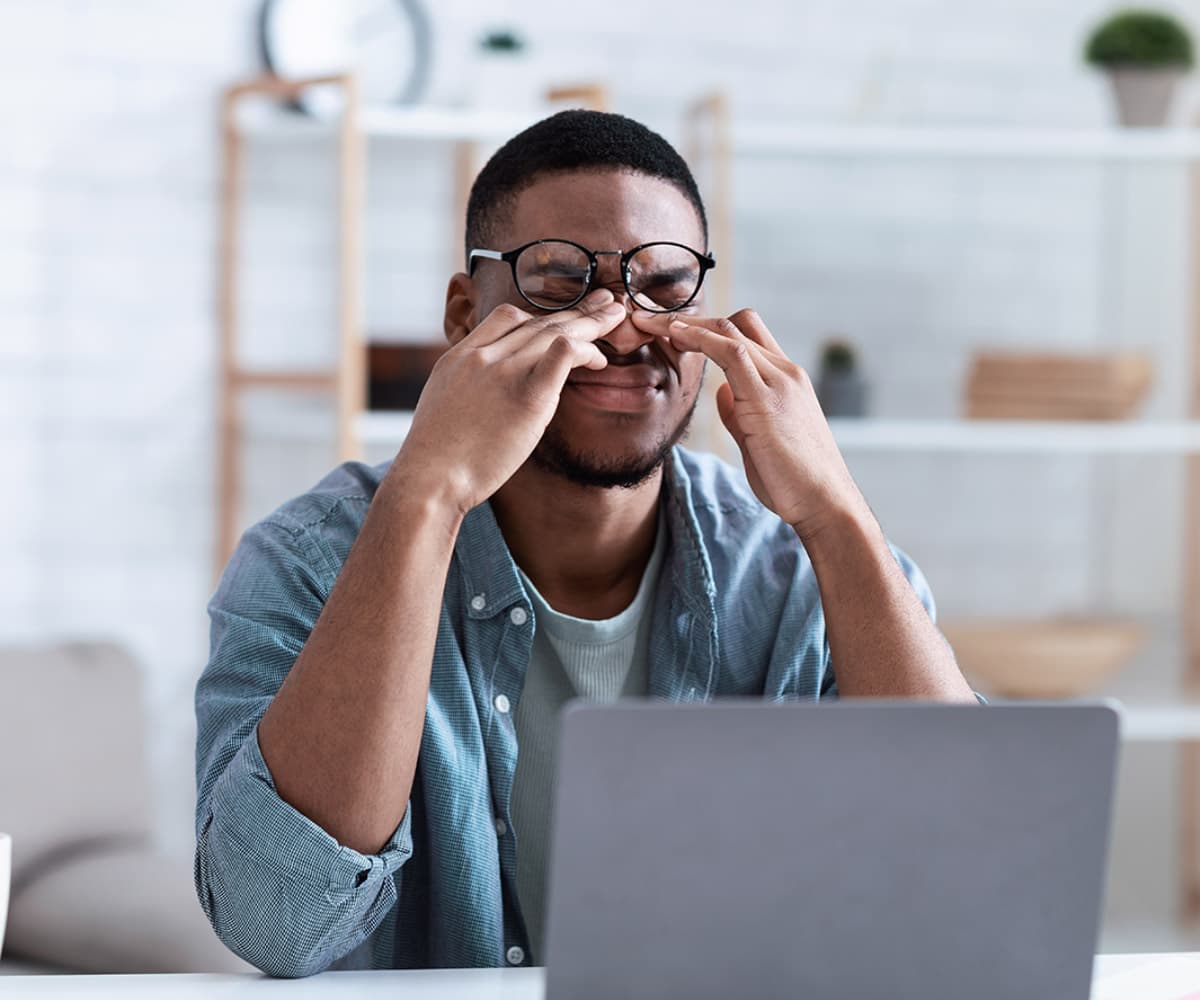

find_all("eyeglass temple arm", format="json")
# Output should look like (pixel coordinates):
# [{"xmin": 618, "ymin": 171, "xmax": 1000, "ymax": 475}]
[{"xmin": 467, "ymin": 248, "xmax": 504, "ymax": 274}]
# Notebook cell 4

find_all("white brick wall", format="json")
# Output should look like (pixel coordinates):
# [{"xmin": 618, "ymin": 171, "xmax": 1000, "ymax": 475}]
[{"xmin": 3, "ymin": 0, "xmax": 1198, "ymax": 946}]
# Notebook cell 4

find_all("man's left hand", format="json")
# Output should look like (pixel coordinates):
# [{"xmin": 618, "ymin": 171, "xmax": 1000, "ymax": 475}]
[{"xmin": 633, "ymin": 308, "xmax": 870, "ymax": 542}]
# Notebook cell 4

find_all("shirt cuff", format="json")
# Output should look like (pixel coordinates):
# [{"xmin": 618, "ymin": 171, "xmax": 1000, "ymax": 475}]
[{"xmin": 206, "ymin": 726, "xmax": 413, "ymax": 895}]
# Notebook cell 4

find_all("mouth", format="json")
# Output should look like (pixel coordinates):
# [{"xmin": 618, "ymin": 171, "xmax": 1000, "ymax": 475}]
[{"xmin": 565, "ymin": 365, "xmax": 667, "ymax": 412}]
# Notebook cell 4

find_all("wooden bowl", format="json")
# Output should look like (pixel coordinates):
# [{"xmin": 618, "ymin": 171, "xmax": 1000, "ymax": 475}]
[{"xmin": 939, "ymin": 618, "xmax": 1145, "ymax": 699}]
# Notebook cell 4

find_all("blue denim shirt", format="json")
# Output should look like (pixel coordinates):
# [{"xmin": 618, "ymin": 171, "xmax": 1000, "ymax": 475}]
[{"xmin": 194, "ymin": 447, "xmax": 936, "ymax": 977}]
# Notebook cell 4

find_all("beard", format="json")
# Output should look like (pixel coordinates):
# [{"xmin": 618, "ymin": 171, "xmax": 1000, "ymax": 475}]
[{"xmin": 530, "ymin": 393, "xmax": 700, "ymax": 490}]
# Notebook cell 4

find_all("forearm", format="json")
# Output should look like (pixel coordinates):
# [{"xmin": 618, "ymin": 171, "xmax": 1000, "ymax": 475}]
[
  {"xmin": 802, "ymin": 505, "xmax": 975, "ymax": 702},
  {"xmin": 257, "ymin": 465, "xmax": 463, "ymax": 854}
]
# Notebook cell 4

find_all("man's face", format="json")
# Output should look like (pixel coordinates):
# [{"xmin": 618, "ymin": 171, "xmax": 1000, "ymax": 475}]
[{"xmin": 470, "ymin": 168, "xmax": 709, "ymax": 489}]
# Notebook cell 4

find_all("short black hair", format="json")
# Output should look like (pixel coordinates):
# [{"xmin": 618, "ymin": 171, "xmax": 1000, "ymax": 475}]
[{"xmin": 464, "ymin": 109, "xmax": 708, "ymax": 264}]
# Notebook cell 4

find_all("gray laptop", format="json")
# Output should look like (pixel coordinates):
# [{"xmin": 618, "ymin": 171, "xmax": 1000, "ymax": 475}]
[{"xmin": 543, "ymin": 701, "xmax": 1118, "ymax": 1000}]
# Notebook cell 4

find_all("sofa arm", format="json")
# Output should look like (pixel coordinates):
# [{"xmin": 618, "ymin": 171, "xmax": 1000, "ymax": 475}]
[{"xmin": 5, "ymin": 845, "xmax": 256, "ymax": 974}]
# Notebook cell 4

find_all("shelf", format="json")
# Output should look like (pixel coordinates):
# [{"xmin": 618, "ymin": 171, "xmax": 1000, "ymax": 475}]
[
  {"xmin": 246, "ymin": 411, "xmax": 1200, "ymax": 456},
  {"xmin": 828, "ymin": 419, "xmax": 1200, "ymax": 454},
  {"xmin": 731, "ymin": 124, "xmax": 1200, "ymax": 162},
  {"xmin": 235, "ymin": 104, "xmax": 546, "ymax": 143},
  {"xmin": 361, "ymin": 410, "xmax": 415, "ymax": 443},
  {"xmin": 244, "ymin": 406, "xmax": 416, "ymax": 444},
  {"xmin": 1119, "ymin": 699, "xmax": 1200, "ymax": 742},
  {"xmin": 235, "ymin": 106, "xmax": 1200, "ymax": 162}
]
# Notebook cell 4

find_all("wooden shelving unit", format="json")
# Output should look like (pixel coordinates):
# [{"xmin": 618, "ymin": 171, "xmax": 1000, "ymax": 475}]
[{"xmin": 215, "ymin": 75, "xmax": 1200, "ymax": 924}]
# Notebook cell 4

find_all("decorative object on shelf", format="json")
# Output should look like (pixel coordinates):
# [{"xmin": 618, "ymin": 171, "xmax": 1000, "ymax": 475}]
[
  {"xmin": 941, "ymin": 618, "xmax": 1145, "ymax": 699},
  {"xmin": 258, "ymin": 0, "xmax": 432, "ymax": 117},
  {"xmin": 815, "ymin": 338, "xmax": 868, "ymax": 418},
  {"xmin": 965, "ymin": 350, "xmax": 1153, "ymax": 420},
  {"xmin": 367, "ymin": 341, "xmax": 445, "ymax": 410},
  {"xmin": 471, "ymin": 27, "xmax": 544, "ymax": 111},
  {"xmin": 1084, "ymin": 9, "xmax": 1195, "ymax": 126}
]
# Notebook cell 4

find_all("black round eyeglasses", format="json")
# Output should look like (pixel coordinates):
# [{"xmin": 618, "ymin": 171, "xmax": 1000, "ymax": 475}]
[{"xmin": 468, "ymin": 239, "xmax": 716, "ymax": 314}]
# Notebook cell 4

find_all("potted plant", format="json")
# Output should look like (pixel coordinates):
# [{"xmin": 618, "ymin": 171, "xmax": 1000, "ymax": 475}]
[
  {"xmin": 815, "ymin": 338, "xmax": 868, "ymax": 418},
  {"xmin": 1084, "ymin": 9, "xmax": 1194, "ymax": 126}
]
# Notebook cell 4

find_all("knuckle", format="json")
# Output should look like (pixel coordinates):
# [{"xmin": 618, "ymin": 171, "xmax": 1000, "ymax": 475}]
[
  {"xmin": 492, "ymin": 302, "xmax": 530, "ymax": 325},
  {"xmin": 730, "ymin": 307, "xmax": 759, "ymax": 326},
  {"xmin": 715, "ymin": 317, "xmax": 741, "ymax": 338},
  {"xmin": 468, "ymin": 345, "xmax": 495, "ymax": 369}
]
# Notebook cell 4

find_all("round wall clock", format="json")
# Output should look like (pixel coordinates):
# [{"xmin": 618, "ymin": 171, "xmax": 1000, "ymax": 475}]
[{"xmin": 259, "ymin": 0, "xmax": 432, "ymax": 116}]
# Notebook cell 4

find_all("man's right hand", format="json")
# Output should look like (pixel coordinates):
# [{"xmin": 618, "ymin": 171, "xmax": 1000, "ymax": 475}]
[{"xmin": 394, "ymin": 288, "xmax": 627, "ymax": 515}]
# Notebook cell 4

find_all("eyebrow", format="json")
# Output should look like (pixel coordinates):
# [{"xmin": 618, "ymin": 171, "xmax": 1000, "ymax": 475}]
[{"xmin": 634, "ymin": 266, "xmax": 695, "ymax": 284}]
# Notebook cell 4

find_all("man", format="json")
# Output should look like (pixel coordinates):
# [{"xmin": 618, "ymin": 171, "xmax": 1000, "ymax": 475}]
[{"xmin": 194, "ymin": 110, "xmax": 975, "ymax": 979}]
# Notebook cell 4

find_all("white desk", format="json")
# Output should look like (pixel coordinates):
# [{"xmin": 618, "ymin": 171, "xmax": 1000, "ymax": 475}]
[{"xmin": 2, "ymin": 956, "xmax": 1198, "ymax": 998}]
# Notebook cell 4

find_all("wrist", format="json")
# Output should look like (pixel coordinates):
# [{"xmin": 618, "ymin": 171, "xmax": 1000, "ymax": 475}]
[
  {"xmin": 792, "ymin": 496, "xmax": 882, "ymax": 561},
  {"xmin": 378, "ymin": 455, "xmax": 471, "ymax": 533}
]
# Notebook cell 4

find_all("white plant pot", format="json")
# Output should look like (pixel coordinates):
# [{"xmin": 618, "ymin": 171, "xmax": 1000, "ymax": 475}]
[
  {"xmin": 1105, "ymin": 67, "xmax": 1184, "ymax": 127},
  {"xmin": 469, "ymin": 54, "xmax": 545, "ymax": 112}
]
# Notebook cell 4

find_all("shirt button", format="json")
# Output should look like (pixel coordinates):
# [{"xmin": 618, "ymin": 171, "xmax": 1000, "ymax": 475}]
[
  {"xmin": 494, "ymin": 693, "xmax": 511, "ymax": 714},
  {"xmin": 509, "ymin": 606, "xmax": 528, "ymax": 626},
  {"xmin": 506, "ymin": 945, "xmax": 525, "ymax": 966},
  {"xmin": 470, "ymin": 594, "xmax": 487, "ymax": 611},
  {"xmin": 494, "ymin": 817, "xmax": 508, "ymax": 837}
]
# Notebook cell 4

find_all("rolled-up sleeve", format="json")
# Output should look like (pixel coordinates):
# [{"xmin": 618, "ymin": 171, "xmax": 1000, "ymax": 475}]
[{"xmin": 194, "ymin": 515, "xmax": 411, "ymax": 977}]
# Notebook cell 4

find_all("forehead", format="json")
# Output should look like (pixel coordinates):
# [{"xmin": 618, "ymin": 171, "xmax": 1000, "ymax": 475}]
[{"xmin": 501, "ymin": 169, "xmax": 705, "ymax": 251}]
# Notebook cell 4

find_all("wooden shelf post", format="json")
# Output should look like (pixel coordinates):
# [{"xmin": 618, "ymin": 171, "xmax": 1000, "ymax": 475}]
[{"xmin": 214, "ymin": 74, "xmax": 365, "ymax": 581}]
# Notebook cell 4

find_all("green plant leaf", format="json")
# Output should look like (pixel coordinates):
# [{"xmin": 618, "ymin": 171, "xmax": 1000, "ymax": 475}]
[{"xmin": 1085, "ymin": 9, "xmax": 1194, "ymax": 67}]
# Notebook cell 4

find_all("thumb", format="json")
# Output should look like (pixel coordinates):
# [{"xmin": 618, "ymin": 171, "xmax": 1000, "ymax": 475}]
[{"xmin": 715, "ymin": 381, "xmax": 745, "ymax": 445}]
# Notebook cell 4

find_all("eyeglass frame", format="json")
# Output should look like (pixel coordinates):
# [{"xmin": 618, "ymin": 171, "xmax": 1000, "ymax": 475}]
[{"xmin": 467, "ymin": 238, "xmax": 717, "ymax": 314}]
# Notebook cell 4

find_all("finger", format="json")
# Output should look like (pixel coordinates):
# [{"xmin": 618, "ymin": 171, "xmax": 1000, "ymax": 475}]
[
  {"xmin": 714, "ymin": 380, "xmax": 744, "ymax": 445},
  {"xmin": 467, "ymin": 288, "xmax": 617, "ymax": 347},
  {"xmin": 727, "ymin": 308, "xmax": 785, "ymax": 355},
  {"xmin": 656, "ymin": 318, "xmax": 766, "ymax": 399},
  {"xmin": 633, "ymin": 308, "xmax": 786, "ymax": 365},
  {"xmin": 511, "ymin": 298, "xmax": 627, "ymax": 354},
  {"xmin": 510, "ymin": 328, "xmax": 607, "ymax": 372},
  {"xmin": 463, "ymin": 302, "xmax": 536, "ymax": 347},
  {"xmin": 528, "ymin": 333, "xmax": 609, "ymax": 390},
  {"xmin": 493, "ymin": 293, "xmax": 626, "ymax": 357}
]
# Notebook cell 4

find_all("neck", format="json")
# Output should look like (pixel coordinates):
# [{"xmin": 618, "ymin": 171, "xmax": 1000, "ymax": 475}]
[{"xmin": 490, "ymin": 460, "xmax": 664, "ymax": 620}]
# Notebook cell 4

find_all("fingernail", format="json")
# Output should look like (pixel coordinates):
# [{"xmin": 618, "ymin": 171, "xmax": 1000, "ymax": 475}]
[
  {"xmin": 603, "ymin": 301, "xmax": 626, "ymax": 314},
  {"xmin": 669, "ymin": 320, "xmax": 688, "ymax": 331}
]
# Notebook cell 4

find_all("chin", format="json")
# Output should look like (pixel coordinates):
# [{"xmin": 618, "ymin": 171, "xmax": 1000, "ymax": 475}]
[
  {"xmin": 531, "ymin": 405, "xmax": 697, "ymax": 491},
  {"xmin": 531, "ymin": 437, "xmax": 668, "ymax": 490}
]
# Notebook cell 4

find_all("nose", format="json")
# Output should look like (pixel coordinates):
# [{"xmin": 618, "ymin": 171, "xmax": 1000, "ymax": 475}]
[
  {"xmin": 590, "ymin": 258, "xmax": 653, "ymax": 355},
  {"xmin": 597, "ymin": 303, "xmax": 655, "ymax": 356}
]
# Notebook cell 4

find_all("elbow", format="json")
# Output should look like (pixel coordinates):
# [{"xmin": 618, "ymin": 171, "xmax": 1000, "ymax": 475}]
[{"xmin": 193, "ymin": 840, "xmax": 341, "ymax": 979}]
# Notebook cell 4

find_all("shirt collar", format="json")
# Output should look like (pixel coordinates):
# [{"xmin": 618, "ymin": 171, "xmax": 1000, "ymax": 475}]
[{"xmin": 452, "ymin": 447, "xmax": 719, "ymax": 635}]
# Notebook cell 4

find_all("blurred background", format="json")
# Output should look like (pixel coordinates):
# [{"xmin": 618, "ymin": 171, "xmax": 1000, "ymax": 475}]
[{"xmin": 5, "ymin": 0, "xmax": 1200, "ymax": 972}]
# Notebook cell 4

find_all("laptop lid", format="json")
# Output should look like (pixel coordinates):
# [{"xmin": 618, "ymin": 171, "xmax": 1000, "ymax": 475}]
[{"xmin": 543, "ymin": 701, "xmax": 1118, "ymax": 1000}]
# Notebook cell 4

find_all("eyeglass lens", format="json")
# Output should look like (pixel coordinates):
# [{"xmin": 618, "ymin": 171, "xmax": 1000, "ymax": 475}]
[{"xmin": 514, "ymin": 241, "xmax": 703, "ymax": 311}]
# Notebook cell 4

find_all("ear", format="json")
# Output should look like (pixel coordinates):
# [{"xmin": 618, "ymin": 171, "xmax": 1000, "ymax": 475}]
[{"xmin": 443, "ymin": 272, "xmax": 477, "ymax": 346}]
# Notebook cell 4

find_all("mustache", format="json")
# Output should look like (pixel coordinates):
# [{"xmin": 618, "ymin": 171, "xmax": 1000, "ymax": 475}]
[{"xmin": 596, "ymin": 340, "xmax": 673, "ymax": 378}]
